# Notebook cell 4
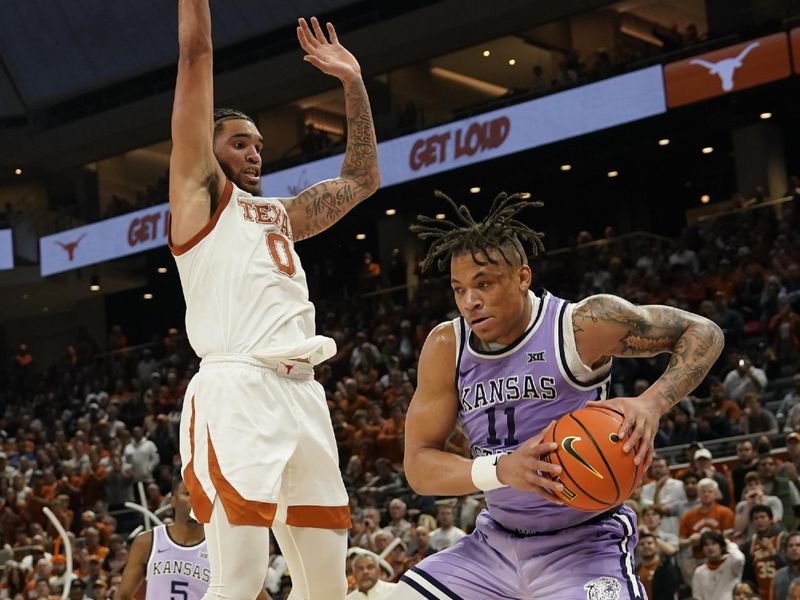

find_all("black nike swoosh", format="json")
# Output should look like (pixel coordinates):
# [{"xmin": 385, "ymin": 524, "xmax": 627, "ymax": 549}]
[{"xmin": 562, "ymin": 436, "xmax": 603, "ymax": 479}]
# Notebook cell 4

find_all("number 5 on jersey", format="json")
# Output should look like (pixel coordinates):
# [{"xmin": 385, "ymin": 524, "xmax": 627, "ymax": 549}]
[{"xmin": 266, "ymin": 232, "xmax": 296, "ymax": 277}]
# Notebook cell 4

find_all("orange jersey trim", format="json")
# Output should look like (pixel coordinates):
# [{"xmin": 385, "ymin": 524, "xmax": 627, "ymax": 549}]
[
  {"xmin": 169, "ymin": 179, "xmax": 234, "ymax": 256},
  {"xmin": 286, "ymin": 505, "xmax": 351, "ymax": 529},
  {"xmin": 184, "ymin": 396, "xmax": 213, "ymax": 523},
  {"xmin": 207, "ymin": 427, "xmax": 278, "ymax": 527}
]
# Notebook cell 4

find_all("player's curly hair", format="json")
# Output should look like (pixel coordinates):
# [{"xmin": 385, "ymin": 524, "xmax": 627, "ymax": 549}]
[
  {"xmin": 411, "ymin": 190, "xmax": 545, "ymax": 272},
  {"xmin": 213, "ymin": 108, "xmax": 255, "ymax": 137}
]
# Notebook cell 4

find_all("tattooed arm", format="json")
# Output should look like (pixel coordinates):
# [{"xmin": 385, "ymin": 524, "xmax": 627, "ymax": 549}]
[
  {"xmin": 279, "ymin": 18, "xmax": 380, "ymax": 241},
  {"xmin": 572, "ymin": 294, "xmax": 724, "ymax": 465}
]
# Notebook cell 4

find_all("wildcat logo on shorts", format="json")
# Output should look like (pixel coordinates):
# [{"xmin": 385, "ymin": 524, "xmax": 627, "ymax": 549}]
[{"xmin": 584, "ymin": 576, "xmax": 621, "ymax": 600}]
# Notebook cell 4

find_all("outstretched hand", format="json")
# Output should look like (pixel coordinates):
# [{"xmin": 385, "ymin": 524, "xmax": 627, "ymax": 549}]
[{"xmin": 297, "ymin": 17, "xmax": 361, "ymax": 82}]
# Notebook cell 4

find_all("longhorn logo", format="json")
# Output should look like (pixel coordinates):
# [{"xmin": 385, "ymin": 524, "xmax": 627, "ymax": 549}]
[
  {"xmin": 689, "ymin": 42, "xmax": 760, "ymax": 92},
  {"xmin": 55, "ymin": 234, "xmax": 86, "ymax": 261}
]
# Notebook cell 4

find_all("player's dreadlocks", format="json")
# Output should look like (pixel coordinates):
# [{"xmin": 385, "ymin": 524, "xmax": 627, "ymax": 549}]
[{"xmin": 411, "ymin": 190, "xmax": 545, "ymax": 272}]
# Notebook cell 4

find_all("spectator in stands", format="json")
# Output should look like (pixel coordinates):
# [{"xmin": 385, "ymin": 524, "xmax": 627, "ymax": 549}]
[
  {"xmin": 732, "ymin": 439, "xmax": 760, "ymax": 503},
  {"xmin": 360, "ymin": 458, "xmax": 404, "ymax": 506},
  {"xmin": 668, "ymin": 405, "xmax": 698, "ymax": 446},
  {"xmin": 725, "ymin": 356, "xmax": 768, "ymax": 403},
  {"xmin": 680, "ymin": 478, "xmax": 735, "ymax": 569},
  {"xmin": 693, "ymin": 448, "xmax": 731, "ymax": 506},
  {"xmin": 122, "ymin": 427, "xmax": 158, "ymax": 483},
  {"xmin": 428, "ymin": 503, "xmax": 466, "ymax": 552},
  {"xmin": 756, "ymin": 455, "xmax": 800, "ymax": 532},
  {"xmin": 712, "ymin": 291, "xmax": 746, "ymax": 349},
  {"xmin": 346, "ymin": 552, "xmax": 397, "ymax": 599},
  {"xmin": 678, "ymin": 471, "xmax": 702, "ymax": 517},
  {"xmin": 734, "ymin": 472, "xmax": 783, "ymax": 539},
  {"xmin": 740, "ymin": 392, "xmax": 779, "ymax": 435},
  {"xmin": 691, "ymin": 531, "xmax": 745, "ymax": 600},
  {"xmin": 779, "ymin": 433, "xmax": 800, "ymax": 490},
  {"xmin": 772, "ymin": 530, "xmax": 800, "ymax": 600},
  {"xmin": 732, "ymin": 581, "xmax": 758, "ymax": 600},
  {"xmin": 640, "ymin": 456, "xmax": 686, "ymax": 536},
  {"xmin": 778, "ymin": 375, "xmax": 800, "ymax": 430},
  {"xmin": 668, "ymin": 238, "xmax": 699, "ymax": 274},
  {"xmin": 402, "ymin": 524, "xmax": 435, "ymax": 571},
  {"xmin": 635, "ymin": 532, "xmax": 681, "ymax": 600},
  {"xmin": 638, "ymin": 506, "xmax": 678, "ymax": 557},
  {"xmin": 769, "ymin": 296, "xmax": 800, "ymax": 364},
  {"xmin": 740, "ymin": 504, "xmax": 787, "ymax": 599},
  {"xmin": 706, "ymin": 378, "xmax": 742, "ymax": 424},
  {"xmin": 385, "ymin": 499, "xmax": 413, "ymax": 548}
]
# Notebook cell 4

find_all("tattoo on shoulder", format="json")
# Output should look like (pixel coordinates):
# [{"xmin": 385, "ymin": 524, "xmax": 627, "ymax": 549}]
[
  {"xmin": 572, "ymin": 296, "xmax": 686, "ymax": 356},
  {"xmin": 573, "ymin": 295, "xmax": 724, "ymax": 410}
]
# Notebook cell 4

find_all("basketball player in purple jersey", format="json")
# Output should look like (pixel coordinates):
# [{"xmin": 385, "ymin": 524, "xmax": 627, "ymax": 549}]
[
  {"xmin": 115, "ymin": 476, "xmax": 269, "ymax": 600},
  {"xmin": 386, "ymin": 192, "xmax": 724, "ymax": 600}
]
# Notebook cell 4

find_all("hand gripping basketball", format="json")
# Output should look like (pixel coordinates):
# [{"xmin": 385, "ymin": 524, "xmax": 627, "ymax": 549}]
[
  {"xmin": 495, "ymin": 421, "xmax": 564, "ymax": 504},
  {"xmin": 587, "ymin": 395, "xmax": 659, "ymax": 468}
]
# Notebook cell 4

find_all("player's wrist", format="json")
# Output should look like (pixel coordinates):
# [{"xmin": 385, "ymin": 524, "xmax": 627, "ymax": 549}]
[{"xmin": 471, "ymin": 454, "xmax": 508, "ymax": 492}]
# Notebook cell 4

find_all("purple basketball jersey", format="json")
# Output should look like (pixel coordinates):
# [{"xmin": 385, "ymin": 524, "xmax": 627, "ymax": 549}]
[
  {"xmin": 395, "ymin": 291, "xmax": 647, "ymax": 600},
  {"xmin": 145, "ymin": 525, "xmax": 210, "ymax": 600},
  {"xmin": 456, "ymin": 290, "xmax": 611, "ymax": 532}
]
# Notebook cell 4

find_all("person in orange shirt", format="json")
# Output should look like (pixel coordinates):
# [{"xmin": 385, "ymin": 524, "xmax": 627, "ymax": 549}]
[
  {"xmin": 85, "ymin": 527, "xmax": 109, "ymax": 562},
  {"xmin": 376, "ymin": 405, "xmax": 406, "ymax": 466},
  {"xmin": 679, "ymin": 477, "xmax": 735, "ymax": 565}
]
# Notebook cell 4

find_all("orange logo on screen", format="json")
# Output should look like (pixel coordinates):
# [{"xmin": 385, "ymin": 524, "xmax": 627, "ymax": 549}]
[{"xmin": 664, "ymin": 33, "xmax": 791, "ymax": 108}]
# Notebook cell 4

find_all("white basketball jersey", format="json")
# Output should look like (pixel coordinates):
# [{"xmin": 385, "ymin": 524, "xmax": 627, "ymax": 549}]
[
  {"xmin": 171, "ymin": 181, "xmax": 334, "ymax": 362},
  {"xmin": 145, "ymin": 525, "xmax": 209, "ymax": 600}
]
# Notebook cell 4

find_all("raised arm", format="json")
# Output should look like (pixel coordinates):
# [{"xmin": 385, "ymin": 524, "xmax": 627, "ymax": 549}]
[
  {"xmin": 574, "ymin": 294, "xmax": 724, "ymax": 465},
  {"xmin": 404, "ymin": 323, "xmax": 561, "ymax": 499},
  {"xmin": 280, "ymin": 17, "xmax": 380, "ymax": 241},
  {"xmin": 169, "ymin": 0, "xmax": 226, "ymax": 247}
]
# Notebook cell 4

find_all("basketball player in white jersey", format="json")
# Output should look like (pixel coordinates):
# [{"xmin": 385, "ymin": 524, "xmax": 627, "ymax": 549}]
[
  {"xmin": 115, "ymin": 477, "xmax": 269, "ymax": 600},
  {"xmin": 170, "ymin": 2, "xmax": 379, "ymax": 599}
]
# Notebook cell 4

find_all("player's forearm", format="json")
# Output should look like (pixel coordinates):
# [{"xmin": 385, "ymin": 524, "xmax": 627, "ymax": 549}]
[
  {"xmin": 178, "ymin": 0, "xmax": 213, "ymax": 58},
  {"xmin": 647, "ymin": 319, "xmax": 724, "ymax": 414},
  {"xmin": 339, "ymin": 76, "xmax": 380, "ymax": 195},
  {"xmin": 405, "ymin": 447, "xmax": 479, "ymax": 496}
]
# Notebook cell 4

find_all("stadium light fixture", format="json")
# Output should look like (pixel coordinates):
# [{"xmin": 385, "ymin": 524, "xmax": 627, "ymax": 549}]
[
  {"xmin": 607, "ymin": 171, "xmax": 619, "ymax": 178},
  {"xmin": 760, "ymin": 112, "xmax": 772, "ymax": 120},
  {"xmin": 89, "ymin": 276, "xmax": 100, "ymax": 292},
  {"xmin": 143, "ymin": 292, "xmax": 154, "ymax": 300},
  {"xmin": 508, "ymin": 59, "xmax": 516, "ymax": 66},
  {"xmin": 701, "ymin": 146, "xmax": 713, "ymax": 154},
  {"xmin": 482, "ymin": 50, "xmax": 490, "ymax": 57},
  {"xmin": 157, "ymin": 267, "xmax": 168, "ymax": 274},
  {"xmin": 385, "ymin": 209, "xmax": 396, "ymax": 216},
  {"xmin": 356, "ymin": 233, "xmax": 366, "ymax": 240},
  {"xmin": 435, "ymin": 214, "xmax": 446, "ymax": 220},
  {"xmin": 658, "ymin": 138, "xmax": 670, "ymax": 146},
  {"xmin": 560, "ymin": 164, "xmax": 572, "ymax": 172},
  {"xmin": 470, "ymin": 187, "xmax": 481, "ymax": 194},
  {"xmin": 14, "ymin": 168, "xmax": 21, "ymax": 175},
  {"xmin": 701, "ymin": 194, "xmax": 710, "ymax": 204}
]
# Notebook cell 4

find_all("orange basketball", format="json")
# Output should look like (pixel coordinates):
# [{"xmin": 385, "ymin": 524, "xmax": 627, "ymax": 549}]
[{"xmin": 543, "ymin": 406, "xmax": 642, "ymax": 512}]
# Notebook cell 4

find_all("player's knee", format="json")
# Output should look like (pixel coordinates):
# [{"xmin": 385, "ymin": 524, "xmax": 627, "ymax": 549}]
[{"xmin": 204, "ymin": 572, "xmax": 265, "ymax": 600}]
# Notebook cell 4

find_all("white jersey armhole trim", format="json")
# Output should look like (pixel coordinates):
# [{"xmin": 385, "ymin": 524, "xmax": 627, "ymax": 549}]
[
  {"xmin": 554, "ymin": 301, "xmax": 612, "ymax": 391},
  {"xmin": 146, "ymin": 525, "xmax": 160, "ymax": 570}
]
